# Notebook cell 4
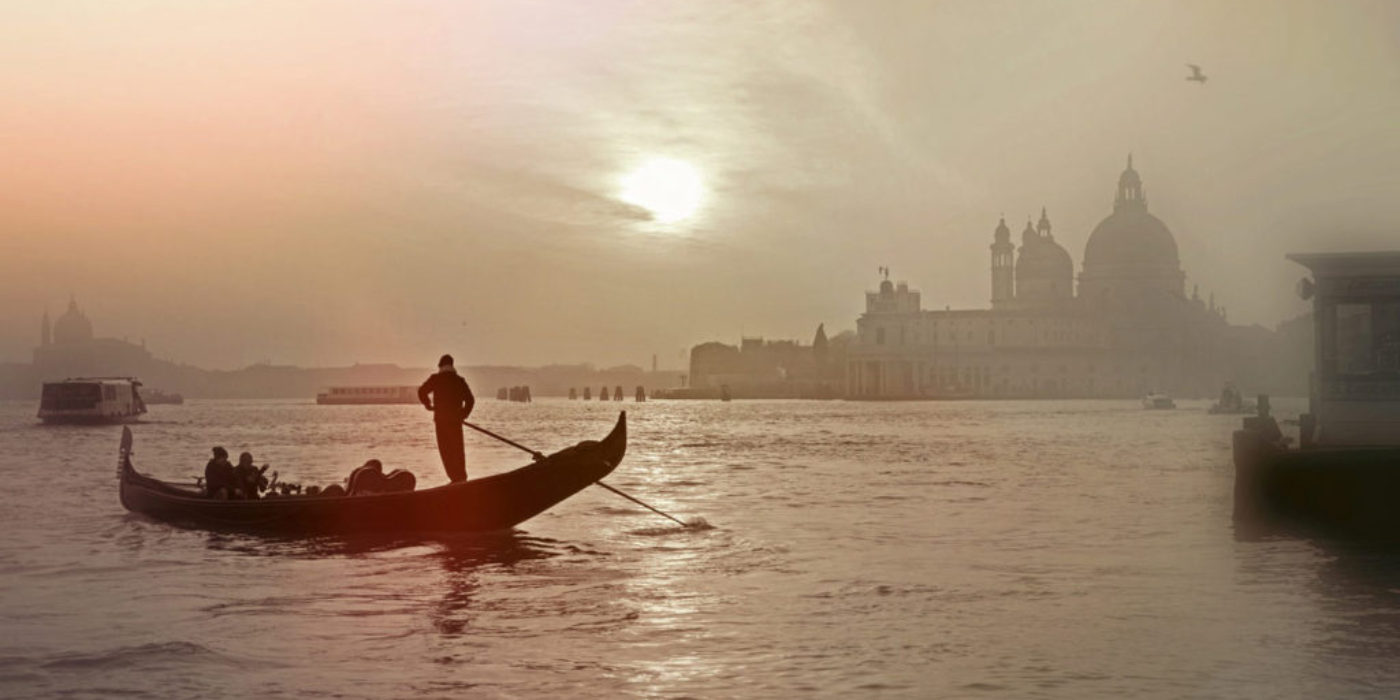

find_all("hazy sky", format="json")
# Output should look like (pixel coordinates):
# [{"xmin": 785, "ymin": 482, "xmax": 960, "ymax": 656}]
[{"xmin": 4, "ymin": 0, "xmax": 1399, "ymax": 370}]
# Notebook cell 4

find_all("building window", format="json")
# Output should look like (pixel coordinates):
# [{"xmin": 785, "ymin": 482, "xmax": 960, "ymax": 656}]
[
  {"xmin": 876, "ymin": 328, "xmax": 885, "ymax": 345},
  {"xmin": 1335, "ymin": 303, "xmax": 1374, "ymax": 375},
  {"xmin": 988, "ymin": 330, "xmax": 995, "ymax": 345}
]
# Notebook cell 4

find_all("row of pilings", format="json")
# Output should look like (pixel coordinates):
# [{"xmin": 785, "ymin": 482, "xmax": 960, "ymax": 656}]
[
  {"xmin": 494, "ymin": 385, "xmax": 648, "ymax": 402},
  {"xmin": 568, "ymin": 386, "xmax": 647, "ymax": 402},
  {"xmin": 496, "ymin": 386, "xmax": 533, "ymax": 402}
]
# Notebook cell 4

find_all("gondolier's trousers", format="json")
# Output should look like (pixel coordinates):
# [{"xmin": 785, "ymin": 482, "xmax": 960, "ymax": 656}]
[{"xmin": 434, "ymin": 418, "xmax": 467, "ymax": 482}]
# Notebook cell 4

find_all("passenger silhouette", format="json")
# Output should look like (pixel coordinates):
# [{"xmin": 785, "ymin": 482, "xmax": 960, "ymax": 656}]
[
  {"xmin": 418, "ymin": 354, "xmax": 475, "ymax": 482},
  {"xmin": 232, "ymin": 451, "xmax": 266, "ymax": 500},
  {"xmin": 204, "ymin": 446, "xmax": 235, "ymax": 499}
]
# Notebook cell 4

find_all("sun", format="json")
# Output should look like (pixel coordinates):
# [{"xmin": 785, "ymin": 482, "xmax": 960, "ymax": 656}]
[{"xmin": 619, "ymin": 157, "xmax": 704, "ymax": 223}]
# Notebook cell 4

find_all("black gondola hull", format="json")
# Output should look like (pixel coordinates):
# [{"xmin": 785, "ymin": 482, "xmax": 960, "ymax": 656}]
[{"xmin": 119, "ymin": 413, "xmax": 626, "ymax": 535}]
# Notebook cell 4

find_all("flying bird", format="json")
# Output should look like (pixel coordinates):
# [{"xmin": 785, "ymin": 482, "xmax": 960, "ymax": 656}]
[{"xmin": 1186, "ymin": 64, "xmax": 1207, "ymax": 84}]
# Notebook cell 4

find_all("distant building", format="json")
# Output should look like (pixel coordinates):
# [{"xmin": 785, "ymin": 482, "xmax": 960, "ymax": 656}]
[
  {"xmin": 683, "ymin": 325, "xmax": 845, "ymax": 399},
  {"xmin": 11, "ymin": 301, "xmax": 689, "ymax": 400},
  {"xmin": 848, "ymin": 157, "xmax": 1284, "ymax": 399},
  {"xmin": 33, "ymin": 298, "xmax": 156, "ymax": 381}
]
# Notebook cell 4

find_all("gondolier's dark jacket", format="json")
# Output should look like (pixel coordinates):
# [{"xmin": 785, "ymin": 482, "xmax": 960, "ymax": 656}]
[{"xmin": 418, "ymin": 370, "xmax": 475, "ymax": 424}]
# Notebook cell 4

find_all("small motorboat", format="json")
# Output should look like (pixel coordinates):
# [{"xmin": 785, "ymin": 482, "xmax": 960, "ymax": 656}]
[
  {"xmin": 118, "ymin": 412, "xmax": 627, "ymax": 535},
  {"xmin": 1208, "ymin": 382, "xmax": 1253, "ymax": 414},
  {"xmin": 1142, "ymin": 393, "xmax": 1176, "ymax": 409}
]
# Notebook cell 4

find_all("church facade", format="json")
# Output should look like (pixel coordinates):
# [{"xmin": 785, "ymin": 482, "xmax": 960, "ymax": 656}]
[{"xmin": 847, "ymin": 157, "xmax": 1275, "ymax": 399}]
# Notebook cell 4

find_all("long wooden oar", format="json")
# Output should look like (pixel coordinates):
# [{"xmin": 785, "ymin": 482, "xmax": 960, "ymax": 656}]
[
  {"xmin": 464, "ymin": 420, "xmax": 545, "ymax": 461},
  {"xmin": 464, "ymin": 419, "xmax": 692, "ymax": 527},
  {"xmin": 592, "ymin": 481, "xmax": 688, "ymax": 527}
]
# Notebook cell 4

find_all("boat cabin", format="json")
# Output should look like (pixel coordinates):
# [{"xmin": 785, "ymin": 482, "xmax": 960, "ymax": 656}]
[
  {"xmin": 1290, "ymin": 251, "xmax": 1400, "ymax": 446},
  {"xmin": 38, "ymin": 377, "xmax": 147, "ymax": 424}
]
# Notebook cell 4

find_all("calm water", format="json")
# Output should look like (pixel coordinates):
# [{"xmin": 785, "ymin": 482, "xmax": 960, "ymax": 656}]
[{"xmin": 3, "ymin": 397, "xmax": 1400, "ymax": 698}]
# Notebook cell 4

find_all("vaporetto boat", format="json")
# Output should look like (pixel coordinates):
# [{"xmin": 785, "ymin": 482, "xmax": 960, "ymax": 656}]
[
  {"xmin": 38, "ymin": 377, "xmax": 147, "ymax": 424},
  {"xmin": 316, "ymin": 385, "xmax": 421, "ymax": 405}
]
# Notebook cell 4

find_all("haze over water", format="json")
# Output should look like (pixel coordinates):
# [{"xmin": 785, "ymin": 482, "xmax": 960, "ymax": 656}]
[
  {"xmin": 6, "ymin": 398, "xmax": 1400, "ymax": 698},
  {"xmin": 4, "ymin": 1, "xmax": 1400, "ymax": 369}
]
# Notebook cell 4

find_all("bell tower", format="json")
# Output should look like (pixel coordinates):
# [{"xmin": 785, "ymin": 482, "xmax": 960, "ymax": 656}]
[{"xmin": 990, "ymin": 216, "xmax": 1014, "ymax": 307}]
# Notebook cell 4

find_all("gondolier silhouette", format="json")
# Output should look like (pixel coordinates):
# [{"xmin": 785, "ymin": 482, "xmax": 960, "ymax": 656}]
[{"xmin": 418, "ymin": 354, "xmax": 475, "ymax": 482}]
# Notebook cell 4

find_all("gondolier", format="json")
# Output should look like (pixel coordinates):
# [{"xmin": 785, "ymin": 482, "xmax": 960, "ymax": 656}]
[{"xmin": 418, "ymin": 354, "xmax": 475, "ymax": 482}]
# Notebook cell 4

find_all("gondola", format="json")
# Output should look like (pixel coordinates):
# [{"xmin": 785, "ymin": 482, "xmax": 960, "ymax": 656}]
[{"xmin": 118, "ymin": 412, "xmax": 626, "ymax": 535}]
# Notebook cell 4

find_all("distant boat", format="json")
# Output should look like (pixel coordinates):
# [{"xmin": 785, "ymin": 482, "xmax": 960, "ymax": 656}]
[
  {"xmin": 117, "ymin": 412, "xmax": 627, "ymax": 535},
  {"xmin": 1208, "ymin": 383, "xmax": 1252, "ymax": 414},
  {"xmin": 316, "ymin": 386, "xmax": 419, "ymax": 405},
  {"xmin": 1142, "ymin": 393, "xmax": 1176, "ymax": 409},
  {"xmin": 142, "ymin": 389, "xmax": 184, "ymax": 405},
  {"xmin": 38, "ymin": 377, "xmax": 147, "ymax": 424}
]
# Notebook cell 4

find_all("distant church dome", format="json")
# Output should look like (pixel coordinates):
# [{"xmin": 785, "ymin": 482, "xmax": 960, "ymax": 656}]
[
  {"xmin": 1080, "ymin": 156, "xmax": 1184, "ymax": 300},
  {"xmin": 53, "ymin": 298, "xmax": 94, "ymax": 345},
  {"xmin": 1015, "ymin": 211, "xmax": 1074, "ymax": 304},
  {"xmin": 1084, "ymin": 208, "xmax": 1178, "ymax": 270}
]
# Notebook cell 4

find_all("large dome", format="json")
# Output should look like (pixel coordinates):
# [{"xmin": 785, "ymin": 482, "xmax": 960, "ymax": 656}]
[
  {"xmin": 1079, "ymin": 156, "xmax": 1185, "ymax": 300},
  {"xmin": 53, "ymin": 298, "xmax": 93, "ymax": 344},
  {"xmin": 1083, "ymin": 207, "xmax": 1179, "ymax": 270}
]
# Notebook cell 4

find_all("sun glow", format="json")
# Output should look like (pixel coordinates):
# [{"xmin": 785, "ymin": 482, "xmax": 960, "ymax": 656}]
[{"xmin": 619, "ymin": 158, "xmax": 704, "ymax": 223}]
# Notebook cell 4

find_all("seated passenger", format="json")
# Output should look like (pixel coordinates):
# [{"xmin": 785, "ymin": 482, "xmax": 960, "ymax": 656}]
[
  {"xmin": 204, "ymin": 446, "xmax": 235, "ymax": 499},
  {"xmin": 232, "ymin": 451, "xmax": 271, "ymax": 500},
  {"xmin": 347, "ymin": 459, "xmax": 416, "ymax": 496}
]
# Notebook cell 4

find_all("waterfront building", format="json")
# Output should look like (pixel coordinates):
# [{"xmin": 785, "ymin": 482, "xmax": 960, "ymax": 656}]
[
  {"xmin": 33, "ymin": 298, "xmax": 157, "ymax": 380},
  {"xmin": 680, "ymin": 325, "xmax": 846, "ymax": 399},
  {"xmin": 847, "ymin": 157, "xmax": 1281, "ymax": 399}
]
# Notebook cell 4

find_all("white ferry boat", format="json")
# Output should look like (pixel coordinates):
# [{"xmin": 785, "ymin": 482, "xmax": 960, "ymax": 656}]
[
  {"xmin": 316, "ymin": 386, "xmax": 419, "ymax": 405},
  {"xmin": 38, "ymin": 377, "xmax": 148, "ymax": 424}
]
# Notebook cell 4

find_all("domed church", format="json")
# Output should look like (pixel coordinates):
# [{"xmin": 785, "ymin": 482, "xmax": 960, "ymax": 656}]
[
  {"xmin": 849, "ymin": 157, "xmax": 1273, "ymax": 399},
  {"xmin": 1080, "ymin": 155, "xmax": 1186, "ymax": 305},
  {"xmin": 33, "ymin": 298, "xmax": 157, "ymax": 382}
]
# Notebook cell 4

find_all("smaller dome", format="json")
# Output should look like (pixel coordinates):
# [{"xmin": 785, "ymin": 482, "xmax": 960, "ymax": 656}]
[
  {"xmin": 1018, "ymin": 237, "xmax": 1074, "ymax": 275},
  {"xmin": 879, "ymin": 279, "xmax": 894, "ymax": 295},
  {"xmin": 1016, "ymin": 233, "xmax": 1074, "ymax": 303}
]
